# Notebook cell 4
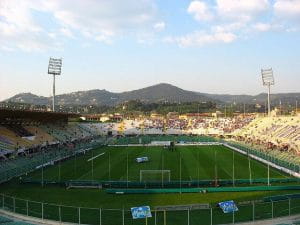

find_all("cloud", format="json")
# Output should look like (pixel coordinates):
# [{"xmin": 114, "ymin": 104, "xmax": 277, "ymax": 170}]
[
  {"xmin": 0, "ymin": 0, "xmax": 42, "ymax": 35},
  {"xmin": 43, "ymin": 0, "xmax": 159, "ymax": 42},
  {"xmin": 166, "ymin": 31, "xmax": 236, "ymax": 47},
  {"xmin": 253, "ymin": 22, "xmax": 272, "ymax": 31},
  {"xmin": 59, "ymin": 27, "xmax": 74, "ymax": 38},
  {"xmin": 216, "ymin": 0, "xmax": 270, "ymax": 21},
  {"xmin": 286, "ymin": 27, "xmax": 299, "ymax": 32},
  {"xmin": 0, "ymin": 46, "xmax": 14, "ymax": 52},
  {"xmin": 153, "ymin": 22, "xmax": 165, "ymax": 31},
  {"xmin": 181, "ymin": 0, "xmax": 282, "ymax": 47},
  {"xmin": 188, "ymin": 1, "xmax": 213, "ymax": 21},
  {"xmin": 0, "ymin": 0, "xmax": 160, "ymax": 51},
  {"xmin": 274, "ymin": 0, "xmax": 300, "ymax": 20},
  {"xmin": 212, "ymin": 22, "xmax": 245, "ymax": 33},
  {"xmin": 1, "ymin": 0, "xmax": 299, "ymax": 51},
  {"xmin": 252, "ymin": 22, "xmax": 283, "ymax": 32},
  {"xmin": 0, "ymin": 0, "xmax": 61, "ymax": 52},
  {"xmin": 181, "ymin": 0, "xmax": 275, "ymax": 47}
]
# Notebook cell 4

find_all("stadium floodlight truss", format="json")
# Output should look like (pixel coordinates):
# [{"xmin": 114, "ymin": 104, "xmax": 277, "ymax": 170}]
[
  {"xmin": 261, "ymin": 68, "xmax": 274, "ymax": 116},
  {"xmin": 140, "ymin": 170, "xmax": 171, "ymax": 182},
  {"xmin": 48, "ymin": 57, "xmax": 62, "ymax": 112}
]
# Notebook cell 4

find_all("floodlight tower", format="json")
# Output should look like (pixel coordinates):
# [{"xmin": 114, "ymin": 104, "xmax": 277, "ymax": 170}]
[
  {"xmin": 261, "ymin": 68, "xmax": 274, "ymax": 117},
  {"xmin": 48, "ymin": 57, "xmax": 62, "ymax": 112}
]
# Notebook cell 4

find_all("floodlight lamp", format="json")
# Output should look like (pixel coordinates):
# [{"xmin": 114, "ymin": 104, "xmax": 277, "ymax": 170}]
[
  {"xmin": 48, "ymin": 57, "xmax": 62, "ymax": 75},
  {"xmin": 261, "ymin": 68, "xmax": 274, "ymax": 86}
]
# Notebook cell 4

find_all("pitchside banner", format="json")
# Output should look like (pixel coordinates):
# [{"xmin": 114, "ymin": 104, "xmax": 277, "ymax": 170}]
[
  {"xmin": 131, "ymin": 206, "xmax": 152, "ymax": 219},
  {"xmin": 218, "ymin": 201, "xmax": 238, "ymax": 213}
]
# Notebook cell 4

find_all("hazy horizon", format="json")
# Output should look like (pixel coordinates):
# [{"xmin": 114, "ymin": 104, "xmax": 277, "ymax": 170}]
[
  {"xmin": 3, "ymin": 82, "xmax": 300, "ymax": 101},
  {"xmin": 1, "ymin": 0, "xmax": 300, "ymax": 101}
]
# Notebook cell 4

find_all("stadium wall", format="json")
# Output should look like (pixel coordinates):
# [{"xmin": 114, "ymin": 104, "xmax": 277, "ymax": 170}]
[
  {"xmin": 106, "ymin": 185, "xmax": 300, "ymax": 194},
  {"xmin": 108, "ymin": 142, "xmax": 222, "ymax": 147}
]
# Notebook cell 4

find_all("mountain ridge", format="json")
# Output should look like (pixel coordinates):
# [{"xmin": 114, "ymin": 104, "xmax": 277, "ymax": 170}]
[{"xmin": 4, "ymin": 83, "xmax": 300, "ymax": 106}]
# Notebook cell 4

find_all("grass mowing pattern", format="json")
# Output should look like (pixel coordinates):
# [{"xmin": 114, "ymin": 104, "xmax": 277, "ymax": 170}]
[
  {"xmin": 1, "ymin": 145, "xmax": 300, "ymax": 225},
  {"xmin": 27, "ymin": 145, "xmax": 286, "ymax": 182}
]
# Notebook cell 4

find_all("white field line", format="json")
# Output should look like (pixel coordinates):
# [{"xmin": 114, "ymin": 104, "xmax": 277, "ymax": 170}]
[
  {"xmin": 78, "ymin": 153, "xmax": 106, "ymax": 180},
  {"xmin": 87, "ymin": 152, "xmax": 105, "ymax": 162}
]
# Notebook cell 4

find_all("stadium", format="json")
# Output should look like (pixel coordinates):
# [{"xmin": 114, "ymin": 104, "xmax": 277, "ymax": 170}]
[
  {"xmin": 1, "ymin": 1, "xmax": 300, "ymax": 224},
  {"xmin": 0, "ymin": 108, "xmax": 300, "ymax": 225}
]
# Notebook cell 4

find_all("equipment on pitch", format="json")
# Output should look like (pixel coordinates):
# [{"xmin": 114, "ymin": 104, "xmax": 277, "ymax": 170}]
[{"xmin": 136, "ymin": 157, "xmax": 149, "ymax": 163}]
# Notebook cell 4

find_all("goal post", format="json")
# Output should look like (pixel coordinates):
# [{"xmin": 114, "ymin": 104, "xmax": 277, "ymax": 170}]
[{"xmin": 140, "ymin": 170, "xmax": 171, "ymax": 182}]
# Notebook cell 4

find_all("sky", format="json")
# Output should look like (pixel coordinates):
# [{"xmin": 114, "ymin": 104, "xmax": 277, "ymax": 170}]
[{"xmin": 0, "ymin": 0, "xmax": 300, "ymax": 101}]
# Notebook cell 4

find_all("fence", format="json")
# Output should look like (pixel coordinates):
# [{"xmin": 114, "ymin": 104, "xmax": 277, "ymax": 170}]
[
  {"xmin": 225, "ymin": 141, "xmax": 300, "ymax": 174},
  {"xmin": 1, "ymin": 194, "xmax": 300, "ymax": 225},
  {"xmin": 109, "ymin": 135, "xmax": 217, "ymax": 145},
  {"xmin": 21, "ymin": 178, "xmax": 300, "ymax": 189}
]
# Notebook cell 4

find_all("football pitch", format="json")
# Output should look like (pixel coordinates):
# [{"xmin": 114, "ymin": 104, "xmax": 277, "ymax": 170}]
[
  {"xmin": 2, "ymin": 144, "xmax": 300, "ymax": 225},
  {"xmin": 27, "ymin": 145, "xmax": 287, "ymax": 182}
]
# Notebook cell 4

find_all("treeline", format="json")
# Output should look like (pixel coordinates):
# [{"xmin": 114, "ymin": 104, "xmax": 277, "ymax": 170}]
[
  {"xmin": 113, "ymin": 100, "xmax": 217, "ymax": 115},
  {"xmin": 1, "ymin": 100, "xmax": 295, "ymax": 115}
]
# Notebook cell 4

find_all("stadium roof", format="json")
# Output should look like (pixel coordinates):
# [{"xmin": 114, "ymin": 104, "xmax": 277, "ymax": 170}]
[{"xmin": 0, "ymin": 109, "xmax": 79, "ymax": 124}]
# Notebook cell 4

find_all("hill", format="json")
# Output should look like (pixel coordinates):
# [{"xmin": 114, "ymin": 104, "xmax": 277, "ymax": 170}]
[
  {"xmin": 5, "ymin": 83, "xmax": 214, "ymax": 106},
  {"xmin": 6, "ymin": 93, "xmax": 49, "ymax": 105},
  {"xmin": 203, "ymin": 92, "xmax": 300, "ymax": 105},
  {"xmin": 4, "ymin": 83, "xmax": 300, "ymax": 106}
]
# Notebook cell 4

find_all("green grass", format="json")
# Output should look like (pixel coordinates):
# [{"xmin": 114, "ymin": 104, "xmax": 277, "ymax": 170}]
[
  {"xmin": 25, "ymin": 145, "xmax": 287, "ymax": 182},
  {"xmin": 1, "ymin": 145, "xmax": 295, "ymax": 208},
  {"xmin": 1, "ymin": 145, "xmax": 300, "ymax": 225},
  {"xmin": 1, "ymin": 187, "xmax": 300, "ymax": 225}
]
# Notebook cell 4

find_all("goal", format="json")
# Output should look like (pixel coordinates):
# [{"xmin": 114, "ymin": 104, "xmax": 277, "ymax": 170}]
[{"xmin": 140, "ymin": 170, "xmax": 171, "ymax": 182}]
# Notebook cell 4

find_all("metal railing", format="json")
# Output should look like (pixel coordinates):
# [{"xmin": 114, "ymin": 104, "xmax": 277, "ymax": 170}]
[{"xmin": 1, "ymin": 194, "xmax": 300, "ymax": 225}]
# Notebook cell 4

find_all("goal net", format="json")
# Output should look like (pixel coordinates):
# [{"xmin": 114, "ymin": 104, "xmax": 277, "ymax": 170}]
[{"xmin": 140, "ymin": 170, "xmax": 171, "ymax": 182}]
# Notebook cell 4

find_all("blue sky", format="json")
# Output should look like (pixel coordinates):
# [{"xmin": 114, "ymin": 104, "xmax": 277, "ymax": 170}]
[{"xmin": 0, "ymin": 0, "xmax": 300, "ymax": 101}]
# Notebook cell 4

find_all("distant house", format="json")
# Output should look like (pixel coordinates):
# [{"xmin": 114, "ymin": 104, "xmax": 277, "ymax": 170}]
[
  {"xmin": 180, "ymin": 113, "xmax": 212, "ymax": 119},
  {"xmin": 150, "ymin": 113, "xmax": 163, "ymax": 119},
  {"xmin": 167, "ymin": 112, "xmax": 179, "ymax": 118},
  {"xmin": 212, "ymin": 111, "xmax": 224, "ymax": 118},
  {"xmin": 85, "ymin": 114, "xmax": 110, "ymax": 122}
]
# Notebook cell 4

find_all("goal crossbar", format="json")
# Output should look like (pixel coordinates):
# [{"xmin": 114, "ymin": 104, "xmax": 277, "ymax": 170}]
[{"xmin": 140, "ymin": 170, "xmax": 171, "ymax": 182}]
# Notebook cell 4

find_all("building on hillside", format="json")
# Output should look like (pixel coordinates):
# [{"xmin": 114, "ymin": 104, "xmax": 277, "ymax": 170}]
[
  {"xmin": 212, "ymin": 111, "xmax": 224, "ymax": 118},
  {"xmin": 179, "ymin": 113, "xmax": 212, "ymax": 119},
  {"xmin": 271, "ymin": 108, "xmax": 281, "ymax": 117},
  {"xmin": 150, "ymin": 113, "xmax": 164, "ymax": 119},
  {"xmin": 167, "ymin": 112, "xmax": 179, "ymax": 118},
  {"xmin": 111, "ymin": 113, "xmax": 123, "ymax": 122},
  {"xmin": 85, "ymin": 114, "xmax": 110, "ymax": 122}
]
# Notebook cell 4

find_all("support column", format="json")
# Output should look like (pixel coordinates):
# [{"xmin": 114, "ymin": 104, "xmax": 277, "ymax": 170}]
[{"xmin": 53, "ymin": 74, "xmax": 55, "ymax": 112}]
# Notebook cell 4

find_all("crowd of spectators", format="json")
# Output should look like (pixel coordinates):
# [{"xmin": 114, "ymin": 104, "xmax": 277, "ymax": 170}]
[
  {"xmin": 233, "ymin": 116, "xmax": 300, "ymax": 154},
  {"xmin": 1, "ymin": 114, "xmax": 299, "ymax": 160},
  {"xmin": 0, "ymin": 123, "xmax": 99, "ymax": 159}
]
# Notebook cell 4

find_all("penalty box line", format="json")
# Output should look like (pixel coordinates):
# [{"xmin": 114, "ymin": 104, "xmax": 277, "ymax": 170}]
[{"xmin": 87, "ymin": 152, "xmax": 106, "ymax": 162}]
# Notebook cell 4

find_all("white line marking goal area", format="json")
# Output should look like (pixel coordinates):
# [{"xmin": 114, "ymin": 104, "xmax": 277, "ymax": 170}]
[
  {"xmin": 87, "ymin": 152, "xmax": 106, "ymax": 162},
  {"xmin": 140, "ymin": 170, "xmax": 171, "ymax": 182}
]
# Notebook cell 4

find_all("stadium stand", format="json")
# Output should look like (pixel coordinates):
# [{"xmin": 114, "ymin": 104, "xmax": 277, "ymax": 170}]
[
  {"xmin": 2, "ymin": 110, "xmax": 297, "ymax": 155},
  {"xmin": 0, "ymin": 109, "xmax": 106, "ymax": 183},
  {"xmin": 3, "ymin": 124, "xmax": 34, "ymax": 138},
  {"xmin": 232, "ymin": 116, "xmax": 300, "ymax": 154},
  {"xmin": 24, "ymin": 126, "xmax": 55, "ymax": 144},
  {"xmin": 0, "ymin": 108, "xmax": 299, "ymax": 183},
  {"xmin": 0, "ymin": 109, "xmax": 300, "ymax": 225}
]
